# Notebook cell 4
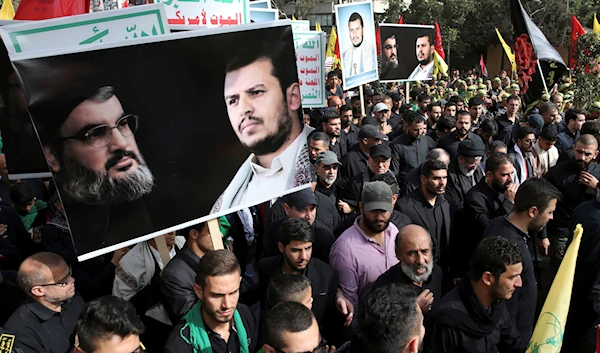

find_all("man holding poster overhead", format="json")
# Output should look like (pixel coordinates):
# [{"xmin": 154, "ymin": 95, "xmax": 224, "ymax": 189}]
[
  {"xmin": 213, "ymin": 41, "xmax": 313, "ymax": 213},
  {"xmin": 342, "ymin": 12, "xmax": 377, "ymax": 77},
  {"xmin": 408, "ymin": 33, "xmax": 435, "ymax": 81}
]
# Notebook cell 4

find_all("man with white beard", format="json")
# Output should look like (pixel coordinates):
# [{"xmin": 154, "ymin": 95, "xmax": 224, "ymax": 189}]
[
  {"xmin": 445, "ymin": 139, "xmax": 485, "ymax": 212},
  {"xmin": 372, "ymin": 224, "xmax": 443, "ymax": 315}
]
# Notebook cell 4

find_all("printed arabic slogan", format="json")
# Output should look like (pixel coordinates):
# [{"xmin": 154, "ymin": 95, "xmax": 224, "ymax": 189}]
[
  {"xmin": 294, "ymin": 31, "xmax": 326, "ymax": 108},
  {"xmin": 0, "ymin": 4, "xmax": 169, "ymax": 56},
  {"xmin": 156, "ymin": 0, "xmax": 248, "ymax": 26}
]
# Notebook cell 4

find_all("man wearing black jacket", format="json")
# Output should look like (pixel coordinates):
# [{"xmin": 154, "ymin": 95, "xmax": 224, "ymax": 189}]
[
  {"xmin": 160, "ymin": 222, "xmax": 213, "ymax": 323},
  {"xmin": 436, "ymin": 110, "xmax": 485, "ymax": 160},
  {"xmin": 397, "ymin": 160, "xmax": 452, "ymax": 277},
  {"xmin": 390, "ymin": 112, "xmax": 435, "ymax": 181},
  {"xmin": 261, "ymin": 188, "xmax": 335, "ymax": 263},
  {"xmin": 445, "ymin": 139, "xmax": 485, "ymax": 212},
  {"xmin": 314, "ymin": 151, "xmax": 344, "ymax": 227},
  {"xmin": 563, "ymin": 195, "xmax": 600, "ymax": 353},
  {"xmin": 372, "ymin": 224, "xmax": 443, "ymax": 314},
  {"xmin": 257, "ymin": 218, "xmax": 338, "ymax": 328},
  {"xmin": 426, "ymin": 236, "xmax": 526, "ymax": 353},
  {"xmin": 545, "ymin": 135, "xmax": 600, "ymax": 269},
  {"xmin": 340, "ymin": 125, "xmax": 385, "ymax": 182},
  {"xmin": 483, "ymin": 178, "xmax": 561, "ymax": 344}
]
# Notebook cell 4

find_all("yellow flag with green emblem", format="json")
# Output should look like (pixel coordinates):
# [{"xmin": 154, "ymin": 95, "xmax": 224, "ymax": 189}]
[
  {"xmin": 0, "ymin": 0, "xmax": 15, "ymax": 21},
  {"xmin": 526, "ymin": 224, "xmax": 583, "ymax": 353}
]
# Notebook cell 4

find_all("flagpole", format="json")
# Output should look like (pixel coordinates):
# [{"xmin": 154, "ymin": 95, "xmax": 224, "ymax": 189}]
[{"xmin": 536, "ymin": 59, "xmax": 550, "ymax": 96}]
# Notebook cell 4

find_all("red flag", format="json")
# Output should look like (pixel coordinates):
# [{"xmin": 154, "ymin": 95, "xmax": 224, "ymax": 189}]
[
  {"xmin": 122, "ymin": 0, "xmax": 128, "ymax": 7},
  {"xmin": 333, "ymin": 32, "xmax": 341, "ymax": 70},
  {"xmin": 480, "ymin": 54, "xmax": 488, "ymax": 77},
  {"xmin": 570, "ymin": 15, "xmax": 586, "ymax": 68},
  {"xmin": 398, "ymin": 15, "xmax": 403, "ymax": 24},
  {"xmin": 434, "ymin": 21, "xmax": 445, "ymax": 60},
  {"xmin": 14, "ymin": 0, "xmax": 86, "ymax": 19},
  {"xmin": 376, "ymin": 26, "xmax": 381, "ymax": 55}
]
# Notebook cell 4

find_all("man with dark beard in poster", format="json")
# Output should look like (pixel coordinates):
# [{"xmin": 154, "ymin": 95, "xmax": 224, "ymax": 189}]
[
  {"xmin": 39, "ymin": 86, "xmax": 155, "ymax": 256},
  {"xmin": 380, "ymin": 34, "xmax": 398, "ymax": 80},
  {"xmin": 212, "ymin": 41, "xmax": 313, "ymax": 213}
]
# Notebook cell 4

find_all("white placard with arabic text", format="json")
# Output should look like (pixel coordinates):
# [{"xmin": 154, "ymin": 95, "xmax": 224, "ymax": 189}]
[
  {"xmin": 0, "ymin": 4, "xmax": 169, "ymax": 57},
  {"xmin": 156, "ymin": 0, "xmax": 248, "ymax": 27},
  {"xmin": 294, "ymin": 31, "xmax": 325, "ymax": 108}
]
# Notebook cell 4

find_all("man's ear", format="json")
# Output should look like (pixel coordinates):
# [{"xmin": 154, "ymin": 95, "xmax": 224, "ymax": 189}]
[
  {"xmin": 43, "ymin": 145, "xmax": 60, "ymax": 172},
  {"xmin": 263, "ymin": 344, "xmax": 277, "ymax": 353},
  {"xmin": 528, "ymin": 206, "xmax": 539, "ymax": 219},
  {"xmin": 193, "ymin": 283, "xmax": 203, "ymax": 299},
  {"xmin": 286, "ymin": 83, "xmax": 302, "ymax": 112},
  {"xmin": 406, "ymin": 336, "xmax": 421, "ymax": 353},
  {"xmin": 482, "ymin": 271, "xmax": 494, "ymax": 287},
  {"xmin": 283, "ymin": 203, "xmax": 291, "ymax": 216},
  {"xmin": 31, "ymin": 285, "xmax": 44, "ymax": 298},
  {"xmin": 278, "ymin": 242, "xmax": 285, "ymax": 254}
]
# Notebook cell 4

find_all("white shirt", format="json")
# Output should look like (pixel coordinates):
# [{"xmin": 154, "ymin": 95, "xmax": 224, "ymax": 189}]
[
  {"xmin": 513, "ymin": 144, "xmax": 528, "ymax": 184},
  {"xmin": 234, "ymin": 126, "xmax": 308, "ymax": 207},
  {"xmin": 408, "ymin": 60, "xmax": 434, "ymax": 80},
  {"xmin": 149, "ymin": 243, "xmax": 177, "ymax": 270}
]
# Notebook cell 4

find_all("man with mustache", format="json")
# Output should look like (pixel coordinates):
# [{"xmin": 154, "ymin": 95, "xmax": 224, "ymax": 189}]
[
  {"xmin": 342, "ymin": 12, "xmax": 377, "ymax": 77},
  {"xmin": 38, "ymin": 86, "xmax": 155, "ymax": 255},
  {"xmin": 380, "ymin": 34, "xmax": 398, "ymax": 80},
  {"xmin": 214, "ymin": 41, "xmax": 312, "ymax": 212},
  {"xmin": 408, "ymin": 33, "xmax": 435, "ymax": 81},
  {"xmin": 483, "ymin": 178, "xmax": 561, "ymax": 343},
  {"xmin": 372, "ymin": 224, "xmax": 443, "ymax": 316},
  {"xmin": 330, "ymin": 181, "xmax": 400, "ymax": 326},
  {"xmin": 544, "ymin": 134, "xmax": 600, "ymax": 277},
  {"xmin": 397, "ymin": 160, "xmax": 453, "ymax": 280},
  {"xmin": 445, "ymin": 139, "xmax": 485, "ymax": 212},
  {"xmin": 436, "ymin": 110, "xmax": 485, "ymax": 160},
  {"xmin": 459, "ymin": 153, "xmax": 517, "ymax": 277}
]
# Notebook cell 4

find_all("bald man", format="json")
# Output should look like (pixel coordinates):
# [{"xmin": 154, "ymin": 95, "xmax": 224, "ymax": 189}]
[
  {"xmin": 328, "ymin": 96, "xmax": 343, "ymax": 112},
  {"xmin": 4, "ymin": 252, "xmax": 85, "ymax": 353},
  {"xmin": 545, "ymin": 134, "xmax": 600, "ymax": 268},
  {"xmin": 371, "ymin": 224, "xmax": 443, "ymax": 315}
]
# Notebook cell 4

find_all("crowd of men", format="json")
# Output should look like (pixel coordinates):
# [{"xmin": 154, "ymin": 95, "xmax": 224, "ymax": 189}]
[{"xmin": 1, "ymin": 65, "xmax": 600, "ymax": 353}]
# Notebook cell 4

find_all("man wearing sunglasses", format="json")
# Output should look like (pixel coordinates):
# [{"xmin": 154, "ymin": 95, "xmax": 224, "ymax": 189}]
[
  {"xmin": 261, "ymin": 301, "xmax": 334, "ymax": 353},
  {"xmin": 36, "ymin": 86, "xmax": 155, "ymax": 255},
  {"xmin": 4, "ymin": 252, "xmax": 85, "ymax": 353}
]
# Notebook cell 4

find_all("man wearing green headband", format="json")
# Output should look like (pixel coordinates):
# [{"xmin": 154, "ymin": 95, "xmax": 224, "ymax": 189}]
[{"xmin": 165, "ymin": 250, "xmax": 258, "ymax": 353}]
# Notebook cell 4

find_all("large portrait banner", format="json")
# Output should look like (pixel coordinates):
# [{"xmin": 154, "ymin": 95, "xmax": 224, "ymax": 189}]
[{"xmin": 5, "ymin": 21, "xmax": 312, "ymax": 260}]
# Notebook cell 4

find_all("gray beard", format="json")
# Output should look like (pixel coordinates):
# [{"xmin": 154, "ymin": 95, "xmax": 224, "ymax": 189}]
[
  {"xmin": 459, "ymin": 164, "xmax": 476, "ymax": 177},
  {"xmin": 400, "ymin": 260, "xmax": 433, "ymax": 283},
  {"xmin": 57, "ymin": 152, "xmax": 154, "ymax": 205},
  {"xmin": 382, "ymin": 58, "xmax": 398, "ymax": 74}
]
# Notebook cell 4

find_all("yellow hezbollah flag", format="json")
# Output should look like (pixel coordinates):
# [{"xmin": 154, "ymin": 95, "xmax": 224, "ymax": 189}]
[
  {"xmin": 0, "ymin": 0, "xmax": 14, "ymax": 20},
  {"xmin": 433, "ymin": 50, "xmax": 448, "ymax": 76},
  {"xmin": 594, "ymin": 13, "xmax": 600, "ymax": 35},
  {"xmin": 495, "ymin": 28, "xmax": 516, "ymax": 72},
  {"xmin": 315, "ymin": 22, "xmax": 322, "ymax": 32},
  {"xmin": 292, "ymin": 15, "xmax": 296, "ymax": 21},
  {"xmin": 326, "ymin": 26, "xmax": 341, "ymax": 70},
  {"xmin": 526, "ymin": 224, "xmax": 583, "ymax": 353}
]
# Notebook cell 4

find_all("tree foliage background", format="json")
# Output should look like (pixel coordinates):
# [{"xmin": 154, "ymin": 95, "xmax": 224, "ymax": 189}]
[{"xmin": 573, "ymin": 33, "xmax": 600, "ymax": 109}]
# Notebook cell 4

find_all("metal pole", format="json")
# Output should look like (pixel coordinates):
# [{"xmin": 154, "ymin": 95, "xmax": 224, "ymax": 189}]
[{"xmin": 536, "ymin": 59, "xmax": 549, "ymax": 96}]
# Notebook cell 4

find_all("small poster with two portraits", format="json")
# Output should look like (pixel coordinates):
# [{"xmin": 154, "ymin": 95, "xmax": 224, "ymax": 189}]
[
  {"xmin": 379, "ymin": 24, "xmax": 435, "ymax": 82},
  {"xmin": 4, "ymin": 20, "xmax": 312, "ymax": 261}
]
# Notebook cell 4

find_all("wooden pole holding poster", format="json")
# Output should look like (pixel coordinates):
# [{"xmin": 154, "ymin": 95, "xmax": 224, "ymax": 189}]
[
  {"xmin": 207, "ymin": 218, "xmax": 225, "ymax": 250},
  {"xmin": 359, "ymin": 85, "xmax": 366, "ymax": 118},
  {"xmin": 153, "ymin": 234, "xmax": 172, "ymax": 268},
  {"xmin": 405, "ymin": 81, "xmax": 410, "ymax": 104}
]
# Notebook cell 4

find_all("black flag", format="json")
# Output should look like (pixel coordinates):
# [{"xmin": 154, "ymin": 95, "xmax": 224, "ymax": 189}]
[{"xmin": 510, "ymin": 0, "xmax": 567, "ymax": 108}]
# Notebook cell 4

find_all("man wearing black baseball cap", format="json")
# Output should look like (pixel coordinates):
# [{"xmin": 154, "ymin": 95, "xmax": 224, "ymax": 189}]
[
  {"xmin": 341, "ymin": 145, "xmax": 396, "ymax": 214},
  {"xmin": 261, "ymin": 188, "xmax": 335, "ymax": 264},
  {"xmin": 340, "ymin": 125, "xmax": 385, "ymax": 182}
]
